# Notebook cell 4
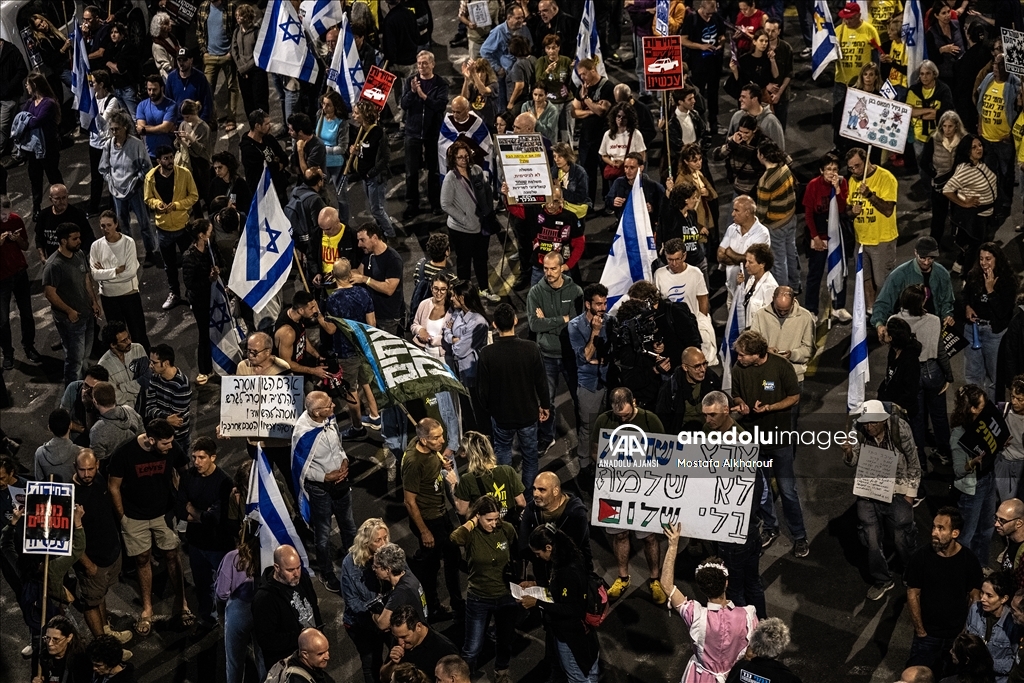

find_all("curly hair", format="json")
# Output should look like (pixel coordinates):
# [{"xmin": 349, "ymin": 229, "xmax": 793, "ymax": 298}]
[
  {"xmin": 446, "ymin": 140, "xmax": 474, "ymax": 172},
  {"xmin": 748, "ymin": 617, "xmax": 791, "ymax": 658},
  {"xmin": 967, "ymin": 242, "xmax": 1016, "ymax": 294},
  {"xmin": 951, "ymin": 384, "xmax": 986, "ymax": 428},
  {"xmin": 694, "ymin": 556, "xmax": 728, "ymax": 598},
  {"xmin": 372, "ymin": 542, "xmax": 406, "ymax": 575},
  {"xmin": 235, "ymin": 2, "xmax": 259, "ymax": 27},
  {"xmin": 350, "ymin": 518, "xmax": 389, "ymax": 567},
  {"xmin": 149, "ymin": 11, "xmax": 171, "ymax": 37},
  {"xmin": 607, "ymin": 101, "xmax": 638, "ymax": 135},
  {"xmin": 746, "ymin": 242, "xmax": 774, "ymax": 271}
]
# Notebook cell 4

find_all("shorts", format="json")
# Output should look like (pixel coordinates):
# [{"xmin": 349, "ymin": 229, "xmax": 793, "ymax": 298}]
[
  {"xmin": 339, "ymin": 354, "xmax": 371, "ymax": 388},
  {"xmin": 603, "ymin": 527, "xmax": 653, "ymax": 540},
  {"xmin": 78, "ymin": 553, "xmax": 122, "ymax": 607},
  {"xmin": 121, "ymin": 515, "xmax": 179, "ymax": 557}
]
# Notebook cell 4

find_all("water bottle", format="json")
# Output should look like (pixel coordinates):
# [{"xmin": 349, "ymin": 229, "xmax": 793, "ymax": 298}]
[{"xmin": 971, "ymin": 322, "xmax": 982, "ymax": 350}]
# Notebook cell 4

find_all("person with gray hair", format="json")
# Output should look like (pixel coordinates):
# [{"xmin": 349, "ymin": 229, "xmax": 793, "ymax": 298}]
[
  {"xmin": 371, "ymin": 542, "xmax": 426, "ymax": 629},
  {"xmin": 725, "ymin": 618, "xmax": 801, "ymax": 683},
  {"xmin": 906, "ymin": 59, "xmax": 953, "ymax": 162},
  {"xmin": 99, "ymin": 110, "xmax": 156, "ymax": 260}
]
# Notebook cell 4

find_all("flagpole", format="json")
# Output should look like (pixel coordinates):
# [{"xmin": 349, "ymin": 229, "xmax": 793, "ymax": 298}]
[
  {"xmin": 37, "ymin": 474, "xmax": 55, "ymax": 681},
  {"xmin": 662, "ymin": 91, "xmax": 672, "ymax": 179},
  {"xmin": 343, "ymin": 125, "xmax": 367, "ymax": 176},
  {"xmin": 292, "ymin": 252, "xmax": 311, "ymax": 293}
]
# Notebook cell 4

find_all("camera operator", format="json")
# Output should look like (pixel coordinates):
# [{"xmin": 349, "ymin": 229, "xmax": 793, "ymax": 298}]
[
  {"xmin": 568, "ymin": 283, "xmax": 613, "ymax": 476},
  {"xmin": 608, "ymin": 299, "xmax": 670, "ymax": 410}
]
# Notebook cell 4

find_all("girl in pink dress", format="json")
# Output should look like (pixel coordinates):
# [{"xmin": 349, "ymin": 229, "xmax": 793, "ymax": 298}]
[{"xmin": 662, "ymin": 523, "xmax": 758, "ymax": 683}]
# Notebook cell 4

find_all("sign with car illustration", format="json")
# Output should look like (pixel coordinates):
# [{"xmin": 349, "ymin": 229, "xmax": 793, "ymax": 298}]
[
  {"xmin": 642, "ymin": 36, "xmax": 684, "ymax": 91},
  {"xmin": 360, "ymin": 65, "xmax": 397, "ymax": 110}
]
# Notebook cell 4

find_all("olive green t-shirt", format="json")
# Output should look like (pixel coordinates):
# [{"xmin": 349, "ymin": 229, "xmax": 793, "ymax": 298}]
[
  {"xmin": 450, "ymin": 521, "xmax": 517, "ymax": 598},
  {"xmin": 401, "ymin": 439, "xmax": 447, "ymax": 521},
  {"xmin": 453, "ymin": 465, "xmax": 526, "ymax": 520}
]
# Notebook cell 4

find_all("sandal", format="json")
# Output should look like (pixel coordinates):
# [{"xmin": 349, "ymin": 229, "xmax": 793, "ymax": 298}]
[
  {"xmin": 133, "ymin": 616, "xmax": 152, "ymax": 637},
  {"xmin": 175, "ymin": 609, "xmax": 196, "ymax": 628}
]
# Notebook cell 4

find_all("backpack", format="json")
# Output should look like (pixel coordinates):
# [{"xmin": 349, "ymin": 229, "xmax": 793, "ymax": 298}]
[
  {"xmin": 583, "ymin": 572, "xmax": 610, "ymax": 628},
  {"xmin": 263, "ymin": 658, "xmax": 314, "ymax": 683}
]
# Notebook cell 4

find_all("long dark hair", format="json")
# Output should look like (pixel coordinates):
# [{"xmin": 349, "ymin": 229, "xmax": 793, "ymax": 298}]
[
  {"xmin": 953, "ymin": 134, "xmax": 984, "ymax": 167},
  {"xmin": 898, "ymin": 284, "xmax": 927, "ymax": 317},
  {"xmin": 25, "ymin": 73, "xmax": 61, "ymax": 125},
  {"xmin": 966, "ymin": 242, "xmax": 1016, "ymax": 293},
  {"xmin": 951, "ymin": 384, "xmax": 986, "ymax": 428},
  {"xmin": 607, "ymin": 101, "xmax": 638, "ymax": 135},
  {"xmin": 529, "ymin": 524, "xmax": 584, "ymax": 570},
  {"xmin": 949, "ymin": 632, "xmax": 996, "ymax": 683},
  {"xmin": 451, "ymin": 279, "xmax": 489, "ymax": 321},
  {"xmin": 886, "ymin": 317, "xmax": 922, "ymax": 359},
  {"xmin": 40, "ymin": 615, "xmax": 85, "ymax": 665}
]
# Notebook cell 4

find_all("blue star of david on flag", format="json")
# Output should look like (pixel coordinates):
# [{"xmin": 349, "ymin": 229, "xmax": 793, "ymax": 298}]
[
  {"xmin": 255, "ymin": 0, "xmax": 321, "ymax": 83},
  {"xmin": 279, "ymin": 15, "xmax": 303, "ymax": 44}
]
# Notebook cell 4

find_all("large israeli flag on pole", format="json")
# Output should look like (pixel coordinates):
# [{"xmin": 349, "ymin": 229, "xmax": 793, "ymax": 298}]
[
  {"xmin": 720, "ymin": 288, "xmax": 746, "ymax": 395},
  {"xmin": 255, "ymin": 0, "xmax": 321, "ymax": 83},
  {"xmin": 209, "ymin": 278, "xmax": 245, "ymax": 376},
  {"xmin": 902, "ymin": 0, "xmax": 926, "ymax": 85},
  {"xmin": 246, "ymin": 447, "xmax": 309, "ymax": 570},
  {"xmin": 848, "ymin": 246, "xmax": 869, "ymax": 412},
  {"xmin": 571, "ymin": 0, "xmax": 605, "ymax": 88},
  {"xmin": 826, "ymin": 188, "xmax": 847, "ymax": 303},
  {"xmin": 327, "ymin": 13, "xmax": 365, "ymax": 108},
  {"xmin": 600, "ymin": 179, "xmax": 657, "ymax": 310},
  {"xmin": 71, "ymin": 19, "xmax": 98, "ymax": 132},
  {"xmin": 300, "ymin": 0, "xmax": 346, "ymax": 37},
  {"xmin": 228, "ymin": 166, "xmax": 293, "ymax": 314},
  {"xmin": 811, "ymin": 0, "xmax": 840, "ymax": 81}
]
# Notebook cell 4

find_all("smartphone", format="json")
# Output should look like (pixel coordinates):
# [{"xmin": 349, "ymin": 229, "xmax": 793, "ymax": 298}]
[{"xmin": 229, "ymin": 193, "xmax": 236, "ymax": 205}]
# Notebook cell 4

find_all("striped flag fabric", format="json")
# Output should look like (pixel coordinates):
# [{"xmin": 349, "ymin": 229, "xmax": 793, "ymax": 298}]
[
  {"xmin": 901, "ymin": 0, "xmax": 926, "ymax": 85},
  {"xmin": 209, "ymin": 278, "xmax": 245, "ymax": 376},
  {"xmin": 326, "ymin": 13, "xmax": 365, "ymax": 108},
  {"xmin": 300, "ymin": 0, "xmax": 346, "ymax": 37},
  {"xmin": 826, "ymin": 188, "xmax": 847, "ymax": 304},
  {"xmin": 571, "ymin": 0, "xmax": 606, "ymax": 88},
  {"xmin": 70, "ymin": 19, "xmax": 98, "ymax": 132},
  {"xmin": 290, "ymin": 413, "xmax": 344, "ymax": 525},
  {"xmin": 438, "ymin": 112, "xmax": 493, "ymax": 178},
  {"xmin": 246, "ymin": 446, "xmax": 309, "ymax": 570},
  {"xmin": 811, "ymin": 0, "xmax": 840, "ymax": 81},
  {"xmin": 599, "ymin": 177, "xmax": 658, "ymax": 311},
  {"xmin": 255, "ymin": 0, "xmax": 321, "ymax": 83},
  {"xmin": 228, "ymin": 165, "xmax": 294, "ymax": 314},
  {"xmin": 848, "ymin": 246, "xmax": 869, "ymax": 412},
  {"xmin": 720, "ymin": 285, "xmax": 746, "ymax": 394}
]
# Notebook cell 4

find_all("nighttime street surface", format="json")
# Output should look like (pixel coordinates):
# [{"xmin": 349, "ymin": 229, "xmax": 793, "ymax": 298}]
[{"xmin": 0, "ymin": 4, "xmax": 1016, "ymax": 683}]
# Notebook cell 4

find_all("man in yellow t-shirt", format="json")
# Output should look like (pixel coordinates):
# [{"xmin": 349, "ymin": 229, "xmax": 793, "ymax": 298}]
[
  {"xmin": 977, "ymin": 54, "xmax": 1020, "ymax": 217},
  {"xmin": 846, "ymin": 147, "xmax": 898, "ymax": 308},
  {"xmin": 835, "ymin": 3, "xmax": 881, "ymax": 90},
  {"xmin": 318, "ymin": 209, "xmax": 347, "ymax": 296},
  {"xmin": 868, "ymin": 0, "xmax": 902, "ymax": 36}
]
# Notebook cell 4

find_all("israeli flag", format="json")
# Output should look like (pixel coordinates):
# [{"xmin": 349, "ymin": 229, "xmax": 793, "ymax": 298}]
[
  {"xmin": 209, "ymin": 278, "xmax": 245, "ymax": 376},
  {"xmin": 720, "ymin": 286, "xmax": 746, "ymax": 395},
  {"xmin": 301, "ymin": 0, "xmax": 346, "ymax": 37},
  {"xmin": 599, "ymin": 178, "xmax": 657, "ymax": 310},
  {"xmin": 228, "ymin": 166, "xmax": 294, "ymax": 314},
  {"xmin": 290, "ymin": 414, "xmax": 340, "ymax": 525},
  {"xmin": 826, "ymin": 188, "xmax": 847, "ymax": 303},
  {"xmin": 848, "ymin": 246, "xmax": 869, "ymax": 412},
  {"xmin": 327, "ymin": 13, "xmax": 364, "ymax": 108},
  {"xmin": 255, "ymin": 0, "xmax": 321, "ymax": 83},
  {"xmin": 902, "ymin": 0, "xmax": 926, "ymax": 85},
  {"xmin": 571, "ymin": 0, "xmax": 606, "ymax": 88},
  {"xmin": 71, "ymin": 19, "xmax": 98, "ymax": 132},
  {"xmin": 811, "ymin": 0, "xmax": 840, "ymax": 81},
  {"xmin": 246, "ymin": 446, "xmax": 309, "ymax": 570}
]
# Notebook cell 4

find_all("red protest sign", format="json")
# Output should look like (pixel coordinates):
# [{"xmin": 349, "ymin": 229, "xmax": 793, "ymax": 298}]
[
  {"xmin": 642, "ymin": 36, "xmax": 683, "ymax": 91},
  {"xmin": 360, "ymin": 66, "xmax": 397, "ymax": 110}
]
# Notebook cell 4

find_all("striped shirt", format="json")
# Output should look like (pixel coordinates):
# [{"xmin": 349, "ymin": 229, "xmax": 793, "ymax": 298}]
[
  {"xmin": 145, "ymin": 369, "xmax": 193, "ymax": 443},
  {"xmin": 756, "ymin": 164, "xmax": 797, "ymax": 229},
  {"xmin": 943, "ymin": 163, "xmax": 998, "ymax": 217}
]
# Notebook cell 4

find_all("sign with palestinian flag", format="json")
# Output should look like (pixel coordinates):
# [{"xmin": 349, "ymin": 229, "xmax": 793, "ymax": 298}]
[{"xmin": 597, "ymin": 499, "xmax": 622, "ymax": 525}]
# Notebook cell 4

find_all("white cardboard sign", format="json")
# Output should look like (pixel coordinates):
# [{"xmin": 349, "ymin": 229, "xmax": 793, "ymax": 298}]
[
  {"xmin": 219, "ymin": 375, "xmax": 304, "ymax": 439},
  {"xmin": 852, "ymin": 444, "xmax": 898, "ymax": 503}
]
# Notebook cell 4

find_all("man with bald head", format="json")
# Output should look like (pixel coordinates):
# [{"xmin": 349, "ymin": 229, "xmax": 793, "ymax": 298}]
[
  {"xmin": 312, "ymin": 206, "xmax": 358, "ymax": 297},
  {"xmin": 277, "ymin": 628, "xmax": 334, "ymax": 682},
  {"xmin": 253, "ymin": 544, "xmax": 322, "ymax": 672},
  {"xmin": 512, "ymin": 111, "xmax": 556, "ymax": 164},
  {"xmin": 718, "ymin": 195, "xmax": 770, "ymax": 305},
  {"xmin": 438, "ymin": 96, "xmax": 491, "ymax": 174},
  {"xmin": 750, "ymin": 286, "xmax": 814, "ymax": 428},
  {"xmin": 35, "ymin": 183, "xmax": 94, "ymax": 262},
  {"xmin": 899, "ymin": 666, "xmax": 935, "ymax": 683},
  {"xmin": 519, "ymin": 471, "xmax": 592, "ymax": 579},
  {"xmin": 656, "ymin": 346, "xmax": 723, "ymax": 433},
  {"xmin": 996, "ymin": 499, "xmax": 1024, "ymax": 587},
  {"xmin": 402, "ymin": 50, "xmax": 449, "ymax": 220}
]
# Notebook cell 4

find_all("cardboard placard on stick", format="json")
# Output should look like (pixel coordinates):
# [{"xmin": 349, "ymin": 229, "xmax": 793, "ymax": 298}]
[
  {"xmin": 839, "ymin": 87, "xmax": 913, "ymax": 153},
  {"xmin": 360, "ymin": 66, "xmax": 397, "ymax": 110},
  {"xmin": 642, "ymin": 36, "xmax": 684, "ymax": 91},
  {"xmin": 496, "ymin": 134, "xmax": 553, "ymax": 204},
  {"xmin": 22, "ymin": 481, "xmax": 75, "ymax": 556}
]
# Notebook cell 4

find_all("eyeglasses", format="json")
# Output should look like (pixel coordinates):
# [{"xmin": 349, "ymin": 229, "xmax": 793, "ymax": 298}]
[
  {"xmin": 42, "ymin": 635, "xmax": 67, "ymax": 643},
  {"xmin": 432, "ymin": 286, "xmax": 448, "ymax": 293},
  {"xmin": 455, "ymin": 155, "xmax": 470, "ymax": 161},
  {"xmin": 995, "ymin": 516, "xmax": 1021, "ymax": 526},
  {"xmin": 685, "ymin": 361, "xmax": 709, "ymax": 370},
  {"xmin": 247, "ymin": 348, "xmax": 267, "ymax": 357}
]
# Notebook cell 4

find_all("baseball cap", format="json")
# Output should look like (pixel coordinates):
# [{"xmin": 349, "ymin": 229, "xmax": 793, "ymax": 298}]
[
  {"xmin": 915, "ymin": 236, "xmax": 940, "ymax": 258},
  {"xmin": 856, "ymin": 400, "xmax": 890, "ymax": 423},
  {"xmin": 177, "ymin": 47, "xmax": 194, "ymax": 59},
  {"xmin": 838, "ymin": 2, "xmax": 861, "ymax": 18}
]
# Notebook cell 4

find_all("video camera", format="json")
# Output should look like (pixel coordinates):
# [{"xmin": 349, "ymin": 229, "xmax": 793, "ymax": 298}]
[{"xmin": 608, "ymin": 300, "xmax": 664, "ymax": 367}]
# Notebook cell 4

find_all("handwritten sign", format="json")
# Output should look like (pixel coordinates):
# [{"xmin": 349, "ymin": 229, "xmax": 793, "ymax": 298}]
[
  {"xmin": 642, "ymin": 36, "xmax": 684, "ymax": 91},
  {"xmin": 592, "ymin": 430, "xmax": 760, "ymax": 543},
  {"xmin": 958, "ymin": 401, "xmax": 1010, "ymax": 460},
  {"xmin": 467, "ymin": 1, "xmax": 493, "ymax": 28},
  {"xmin": 852, "ymin": 444, "xmax": 898, "ymax": 503},
  {"xmin": 23, "ymin": 482, "xmax": 75, "ymax": 556},
  {"xmin": 496, "ymin": 134, "xmax": 553, "ymax": 204},
  {"xmin": 840, "ymin": 87, "xmax": 913, "ymax": 153},
  {"xmin": 219, "ymin": 375, "xmax": 304, "ymax": 439},
  {"xmin": 1003, "ymin": 28, "xmax": 1024, "ymax": 75},
  {"xmin": 360, "ymin": 66, "xmax": 397, "ymax": 111}
]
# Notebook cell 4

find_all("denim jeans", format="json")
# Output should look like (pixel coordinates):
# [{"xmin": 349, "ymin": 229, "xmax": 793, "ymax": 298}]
[
  {"xmin": 555, "ymin": 638, "xmax": 599, "ymax": 683},
  {"xmin": 717, "ymin": 530, "xmax": 766, "ymax": 618},
  {"xmin": 994, "ymin": 454, "xmax": 1024, "ymax": 504},
  {"xmin": 462, "ymin": 593, "xmax": 518, "ymax": 671},
  {"xmin": 0, "ymin": 270, "xmax": 35, "ymax": 357},
  {"xmin": 113, "ymin": 86, "xmax": 138, "ymax": 119},
  {"xmin": 304, "ymin": 481, "xmax": 358, "ymax": 579},
  {"xmin": 113, "ymin": 189, "xmax": 156, "ymax": 254},
  {"xmin": 758, "ymin": 445, "xmax": 807, "ymax": 541},
  {"xmin": 540, "ymin": 355, "xmax": 579, "ymax": 450},
  {"xmin": 363, "ymin": 176, "xmax": 395, "ymax": 237},
  {"xmin": 223, "ymin": 596, "xmax": 265, "ymax": 683},
  {"xmin": 272, "ymin": 73, "xmax": 299, "ymax": 124},
  {"xmin": 769, "ymin": 217, "xmax": 800, "ymax": 289},
  {"xmin": 188, "ymin": 546, "xmax": 227, "ymax": 622},
  {"xmin": 157, "ymin": 228, "xmax": 192, "ymax": 297},
  {"xmin": 856, "ymin": 496, "xmax": 917, "ymax": 584},
  {"xmin": 911, "ymin": 359, "xmax": 951, "ymax": 466},
  {"xmin": 54, "ymin": 313, "xmax": 95, "ymax": 387},
  {"xmin": 958, "ymin": 471, "xmax": 995, "ymax": 565},
  {"xmin": 492, "ymin": 420, "xmax": 539, "ymax": 498},
  {"xmin": 576, "ymin": 385, "xmax": 607, "ymax": 462},
  {"xmin": 964, "ymin": 323, "xmax": 1004, "ymax": 401},
  {"xmin": 906, "ymin": 634, "xmax": 955, "ymax": 680}
]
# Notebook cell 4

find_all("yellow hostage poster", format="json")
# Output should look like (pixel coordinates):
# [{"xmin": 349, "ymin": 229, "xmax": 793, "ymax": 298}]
[
  {"xmin": 496, "ymin": 133, "xmax": 553, "ymax": 204},
  {"xmin": 839, "ymin": 87, "xmax": 913, "ymax": 154}
]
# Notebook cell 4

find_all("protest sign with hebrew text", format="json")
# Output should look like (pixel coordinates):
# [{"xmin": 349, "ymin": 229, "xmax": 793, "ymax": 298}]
[
  {"xmin": 23, "ymin": 481, "xmax": 75, "ymax": 556},
  {"xmin": 219, "ymin": 375, "xmax": 304, "ymax": 439}
]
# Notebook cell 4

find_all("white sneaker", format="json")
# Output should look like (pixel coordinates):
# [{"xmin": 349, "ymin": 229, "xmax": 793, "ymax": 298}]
[
  {"xmin": 831, "ymin": 308, "xmax": 853, "ymax": 323},
  {"xmin": 479, "ymin": 289, "xmax": 500, "ymax": 302},
  {"xmin": 21, "ymin": 645, "xmax": 33, "ymax": 657},
  {"xmin": 195, "ymin": 373, "xmax": 209, "ymax": 386},
  {"xmin": 162, "ymin": 293, "xmax": 180, "ymax": 310}
]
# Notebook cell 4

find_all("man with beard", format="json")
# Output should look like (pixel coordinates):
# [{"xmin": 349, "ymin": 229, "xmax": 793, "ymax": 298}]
[
  {"xmin": 656, "ymin": 346, "xmax": 722, "ymax": 434},
  {"xmin": 995, "ymin": 499, "xmax": 1024, "ymax": 591},
  {"xmin": 872, "ymin": 236, "xmax": 955, "ymax": 341},
  {"xmin": 253, "ymin": 544, "xmax": 322, "ymax": 672},
  {"xmin": 43, "ymin": 224, "xmax": 102, "ymax": 388},
  {"xmin": 904, "ymin": 507, "xmax": 984, "ymax": 678}
]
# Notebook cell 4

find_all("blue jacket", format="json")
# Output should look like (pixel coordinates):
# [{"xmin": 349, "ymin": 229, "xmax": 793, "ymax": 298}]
[
  {"xmin": 11, "ymin": 111, "xmax": 46, "ymax": 159},
  {"xmin": 965, "ymin": 600, "xmax": 1018, "ymax": 683},
  {"xmin": 165, "ymin": 68, "xmax": 215, "ymax": 123},
  {"xmin": 568, "ymin": 311, "xmax": 611, "ymax": 391},
  {"xmin": 340, "ymin": 552, "xmax": 378, "ymax": 627},
  {"xmin": 481, "ymin": 22, "xmax": 533, "ymax": 74}
]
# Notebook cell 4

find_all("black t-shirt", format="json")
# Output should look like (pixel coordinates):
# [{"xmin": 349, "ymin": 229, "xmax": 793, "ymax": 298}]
[
  {"xmin": 904, "ymin": 544, "xmax": 984, "ymax": 637},
  {"xmin": 1004, "ymin": 539, "xmax": 1023, "ymax": 573},
  {"xmin": 154, "ymin": 169, "xmax": 175, "ymax": 205},
  {"xmin": 34, "ymin": 205, "xmax": 94, "ymax": 255},
  {"xmin": 385, "ymin": 572, "xmax": 427, "ymax": 623},
  {"xmin": 726, "ymin": 657, "xmax": 803, "ymax": 683},
  {"xmin": 682, "ymin": 11, "xmax": 726, "ymax": 62},
  {"xmin": 731, "ymin": 354, "xmax": 801, "ymax": 435},
  {"xmin": 574, "ymin": 79, "xmax": 616, "ymax": 141},
  {"xmin": 363, "ymin": 246, "xmax": 404, "ymax": 322},
  {"xmin": 75, "ymin": 475, "xmax": 121, "ymax": 567},
  {"xmin": 107, "ymin": 438, "xmax": 187, "ymax": 520},
  {"xmin": 400, "ymin": 628, "xmax": 459, "ymax": 680}
]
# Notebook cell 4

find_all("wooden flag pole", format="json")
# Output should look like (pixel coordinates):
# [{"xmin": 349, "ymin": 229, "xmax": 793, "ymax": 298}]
[
  {"xmin": 36, "ymin": 474, "xmax": 56, "ymax": 679},
  {"xmin": 663, "ymin": 91, "xmax": 672, "ymax": 179},
  {"xmin": 343, "ymin": 125, "xmax": 367, "ymax": 176},
  {"xmin": 293, "ymin": 251, "xmax": 312, "ymax": 293}
]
